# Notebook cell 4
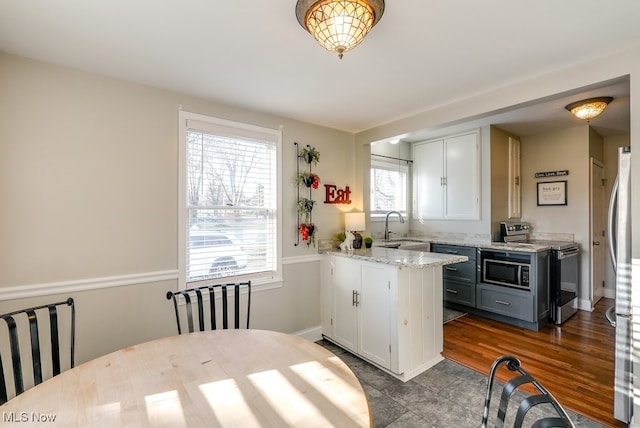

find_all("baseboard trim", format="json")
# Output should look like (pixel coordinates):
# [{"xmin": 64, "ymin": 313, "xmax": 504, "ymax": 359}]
[
  {"xmin": 577, "ymin": 298, "xmax": 594, "ymax": 312},
  {"xmin": 294, "ymin": 326, "xmax": 323, "ymax": 342}
]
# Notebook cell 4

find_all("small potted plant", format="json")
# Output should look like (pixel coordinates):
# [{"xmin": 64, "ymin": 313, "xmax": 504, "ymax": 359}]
[
  {"xmin": 364, "ymin": 236, "xmax": 373, "ymax": 248},
  {"xmin": 299, "ymin": 146, "xmax": 320, "ymax": 166},
  {"xmin": 297, "ymin": 198, "xmax": 315, "ymax": 218},
  {"xmin": 299, "ymin": 223, "xmax": 316, "ymax": 246},
  {"xmin": 295, "ymin": 172, "xmax": 320, "ymax": 189}
]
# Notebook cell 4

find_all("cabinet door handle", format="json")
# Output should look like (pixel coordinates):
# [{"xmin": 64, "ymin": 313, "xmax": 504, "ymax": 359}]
[
  {"xmin": 445, "ymin": 267, "xmax": 458, "ymax": 271},
  {"xmin": 355, "ymin": 291, "xmax": 360, "ymax": 307},
  {"xmin": 495, "ymin": 300, "xmax": 511, "ymax": 306},
  {"xmin": 445, "ymin": 288, "xmax": 458, "ymax": 294},
  {"xmin": 515, "ymin": 176, "xmax": 520, "ymax": 186},
  {"xmin": 352, "ymin": 290, "xmax": 356, "ymax": 307}
]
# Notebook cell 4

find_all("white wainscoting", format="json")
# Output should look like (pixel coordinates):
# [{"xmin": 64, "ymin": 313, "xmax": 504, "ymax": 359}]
[
  {"xmin": 0, "ymin": 270, "xmax": 179, "ymax": 301},
  {"xmin": 0, "ymin": 254, "xmax": 324, "ymax": 301}
]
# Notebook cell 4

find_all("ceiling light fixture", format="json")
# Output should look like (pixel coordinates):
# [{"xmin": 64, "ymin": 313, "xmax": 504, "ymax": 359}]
[
  {"xmin": 295, "ymin": 0, "xmax": 385, "ymax": 59},
  {"xmin": 565, "ymin": 97, "xmax": 613, "ymax": 122}
]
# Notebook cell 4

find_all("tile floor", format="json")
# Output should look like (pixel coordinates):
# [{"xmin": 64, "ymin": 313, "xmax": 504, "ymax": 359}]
[{"xmin": 317, "ymin": 339, "xmax": 607, "ymax": 427}]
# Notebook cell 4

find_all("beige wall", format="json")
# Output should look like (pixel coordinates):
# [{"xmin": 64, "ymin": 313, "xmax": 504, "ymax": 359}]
[
  {"xmin": 356, "ymin": 45, "xmax": 639, "ymax": 261},
  {"xmin": 589, "ymin": 127, "xmax": 604, "ymax": 162},
  {"xmin": 356, "ymin": 44, "xmax": 639, "ymax": 314},
  {"xmin": 2, "ymin": 42, "xmax": 640, "ymax": 363},
  {"xmin": 520, "ymin": 126, "xmax": 593, "ymax": 307},
  {"xmin": 0, "ymin": 53, "xmax": 355, "ymax": 363}
]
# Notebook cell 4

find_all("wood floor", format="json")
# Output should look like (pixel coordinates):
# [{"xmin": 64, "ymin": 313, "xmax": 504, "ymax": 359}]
[{"xmin": 442, "ymin": 297, "xmax": 626, "ymax": 428}]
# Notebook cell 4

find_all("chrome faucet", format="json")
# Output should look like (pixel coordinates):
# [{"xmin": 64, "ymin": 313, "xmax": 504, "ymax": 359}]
[{"xmin": 384, "ymin": 211, "xmax": 405, "ymax": 241}]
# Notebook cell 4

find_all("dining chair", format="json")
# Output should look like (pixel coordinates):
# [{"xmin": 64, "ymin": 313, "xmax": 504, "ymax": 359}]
[
  {"xmin": 0, "ymin": 298, "xmax": 75, "ymax": 404},
  {"xmin": 166, "ymin": 282, "xmax": 251, "ymax": 334},
  {"xmin": 481, "ymin": 355, "xmax": 575, "ymax": 428}
]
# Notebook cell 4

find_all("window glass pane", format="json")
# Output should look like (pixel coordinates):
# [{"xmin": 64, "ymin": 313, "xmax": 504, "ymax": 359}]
[
  {"xmin": 370, "ymin": 160, "xmax": 407, "ymax": 215},
  {"xmin": 184, "ymin": 125, "xmax": 277, "ymax": 283}
]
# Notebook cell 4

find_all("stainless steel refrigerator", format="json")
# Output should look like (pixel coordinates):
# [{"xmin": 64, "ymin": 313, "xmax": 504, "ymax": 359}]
[{"xmin": 606, "ymin": 146, "xmax": 632, "ymax": 423}]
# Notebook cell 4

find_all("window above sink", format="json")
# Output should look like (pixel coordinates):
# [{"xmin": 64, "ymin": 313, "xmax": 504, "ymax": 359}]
[{"xmin": 370, "ymin": 157, "xmax": 408, "ymax": 220}]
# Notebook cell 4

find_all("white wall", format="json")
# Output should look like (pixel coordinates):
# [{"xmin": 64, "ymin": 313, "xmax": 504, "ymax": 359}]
[{"xmin": 0, "ymin": 53, "xmax": 355, "ymax": 363}]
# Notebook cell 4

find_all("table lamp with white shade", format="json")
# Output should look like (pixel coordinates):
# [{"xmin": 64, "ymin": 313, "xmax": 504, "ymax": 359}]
[{"xmin": 345, "ymin": 212, "xmax": 366, "ymax": 249}]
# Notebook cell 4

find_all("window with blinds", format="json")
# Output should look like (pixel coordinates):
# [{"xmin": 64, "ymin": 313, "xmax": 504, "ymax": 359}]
[
  {"xmin": 370, "ymin": 159, "xmax": 408, "ymax": 217},
  {"xmin": 179, "ymin": 112, "xmax": 280, "ymax": 285}
]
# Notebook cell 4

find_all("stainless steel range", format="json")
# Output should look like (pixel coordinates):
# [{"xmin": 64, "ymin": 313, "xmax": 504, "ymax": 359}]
[{"xmin": 499, "ymin": 221, "xmax": 579, "ymax": 324}]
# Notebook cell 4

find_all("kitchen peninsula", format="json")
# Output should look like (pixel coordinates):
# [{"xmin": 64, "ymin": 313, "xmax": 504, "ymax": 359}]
[{"xmin": 321, "ymin": 247, "xmax": 467, "ymax": 382}]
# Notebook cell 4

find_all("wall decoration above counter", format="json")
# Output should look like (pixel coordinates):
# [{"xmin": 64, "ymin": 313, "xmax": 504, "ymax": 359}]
[
  {"xmin": 534, "ymin": 170, "xmax": 569, "ymax": 178},
  {"xmin": 294, "ymin": 143, "xmax": 320, "ymax": 247},
  {"xmin": 324, "ymin": 184, "xmax": 352, "ymax": 204},
  {"xmin": 537, "ymin": 180, "xmax": 567, "ymax": 206}
]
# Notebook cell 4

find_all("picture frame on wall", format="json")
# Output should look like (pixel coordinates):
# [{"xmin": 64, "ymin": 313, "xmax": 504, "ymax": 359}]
[{"xmin": 537, "ymin": 180, "xmax": 567, "ymax": 206}]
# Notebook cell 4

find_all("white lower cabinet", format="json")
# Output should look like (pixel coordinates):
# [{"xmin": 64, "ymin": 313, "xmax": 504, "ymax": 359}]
[
  {"xmin": 358, "ymin": 263, "xmax": 393, "ymax": 368},
  {"xmin": 322, "ymin": 255, "xmax": 444, "ymax": 382}
]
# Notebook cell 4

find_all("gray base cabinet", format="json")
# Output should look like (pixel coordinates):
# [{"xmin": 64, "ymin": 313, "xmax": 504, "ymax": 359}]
[
  {"xmin": 431, "ymin": 244, "xmax": 477, "ymax": 307},
  {"xmin": 432, "ymin": 243, "xmax": 550, "ymax": 331},
  {"xmin": 476, "ymin": 284, "xmax": 533, "ymax": 321}
]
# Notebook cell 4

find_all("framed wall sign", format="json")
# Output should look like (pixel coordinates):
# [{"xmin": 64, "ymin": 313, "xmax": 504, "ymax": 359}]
[{"xmin": 537, "ymin": 180, "xmax": 567, "ymax": 206}]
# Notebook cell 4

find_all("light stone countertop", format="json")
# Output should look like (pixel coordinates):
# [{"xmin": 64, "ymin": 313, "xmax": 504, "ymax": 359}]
[
  {"xmin": 319, "ymin": 233, "xmax": 571, "ymax": 256},
  {"xmin": 374, "ymin": 237, "xmax": 557, "ymax": 253},
  {"xmin": 325, "ymin": 247, "xmax": 468, "ymax": 268}
]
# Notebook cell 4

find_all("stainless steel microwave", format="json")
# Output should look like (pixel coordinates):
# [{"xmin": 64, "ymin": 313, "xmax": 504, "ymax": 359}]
[{"xmin": 482, "ymin": 256, "xmax": 531, "ymax": 290}]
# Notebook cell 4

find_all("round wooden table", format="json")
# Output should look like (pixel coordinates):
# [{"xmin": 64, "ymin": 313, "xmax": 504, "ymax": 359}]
[{"xmin": 0, "ymin": 329, "xmax": 371, "ymax": 427}]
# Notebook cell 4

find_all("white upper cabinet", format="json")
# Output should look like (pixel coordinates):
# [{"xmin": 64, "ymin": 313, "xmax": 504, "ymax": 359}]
[
  {"xmin": 413, "ymin": 138, "xmax": 444, "ymax": 218},
  {"xmin": 507, "ymin": 137, "xmax": 521, "ymax": 219},
  {"xmin": 413, "ymin": 130, "xmax": 480, "ymax": 220}
]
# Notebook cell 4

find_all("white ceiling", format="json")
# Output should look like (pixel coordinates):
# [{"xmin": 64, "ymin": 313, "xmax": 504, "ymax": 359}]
[{"xmin": 0, "ymin": 1, "xmax": 638, "ymax": 138}]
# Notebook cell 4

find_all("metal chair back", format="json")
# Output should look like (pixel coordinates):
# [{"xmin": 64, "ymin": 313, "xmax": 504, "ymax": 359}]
[
  {"xmin": 166, "ymin": 282, "xmax": 251, "ymax": 334},
  {"xmin": 0, "ymin": 298, "xmax": 75, "ymax": 404},
  {"xmin": 481, "ymin": 355, "xmax": 575, "ymax": 428}
]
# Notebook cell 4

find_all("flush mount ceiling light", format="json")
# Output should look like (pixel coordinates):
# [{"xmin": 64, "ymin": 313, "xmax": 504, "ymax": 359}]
[
  {"xmin": 565, "ymin": 97, "xmax": 614, "ymax": 122},
  {"xmin": 295, "ymin": 0, "xmax": 385, "ymax": 59}
]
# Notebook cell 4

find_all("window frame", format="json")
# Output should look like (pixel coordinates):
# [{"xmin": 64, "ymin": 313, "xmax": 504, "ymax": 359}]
[
  {"xmin": 178, "ymin": 110, "xmax": 282, "ymax": 290},
  {"xmin": 369, "ymin": 158, "xmax": 409, "ymax": 220}
]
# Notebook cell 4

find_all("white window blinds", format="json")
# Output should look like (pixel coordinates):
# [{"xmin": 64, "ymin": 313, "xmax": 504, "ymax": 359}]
[
  {"xmin": 370, "ymin": 159, "xmax": 408, "ymax": 216},
  {"xmin": 181, "ymin": 113, "xmax": 279, "ymax": 284}
]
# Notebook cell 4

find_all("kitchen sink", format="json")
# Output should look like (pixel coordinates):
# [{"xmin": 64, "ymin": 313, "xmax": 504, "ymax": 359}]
[
  {"xmin": 376, "ymin": 243, "xmax": 402, "ymax": 249},
  {"xmin": 373, "ymin": 240, "xmax": 430, "ymax": 251},
  {"xmin": 399, "ymin": 243, "xmax": 431, "ymax": 252}
]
